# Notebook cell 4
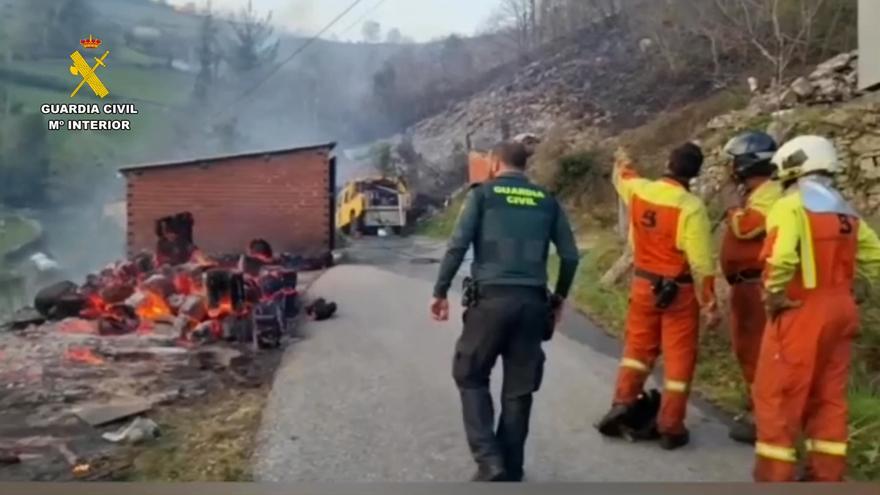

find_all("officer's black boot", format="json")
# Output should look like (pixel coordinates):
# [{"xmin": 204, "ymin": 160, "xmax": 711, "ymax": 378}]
[
  {"xmin": 497, "ymin": 394, "xmax": 533, "ymax": 482},
  {"xmin": 460, "ymin": 387, "xmax": 507, "ymax": 482}
]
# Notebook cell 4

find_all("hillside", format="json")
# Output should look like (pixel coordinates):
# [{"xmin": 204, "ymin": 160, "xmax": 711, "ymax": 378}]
[{"xmin": 380, "ymin": 21, "xmax": 724, "ymax": 197}]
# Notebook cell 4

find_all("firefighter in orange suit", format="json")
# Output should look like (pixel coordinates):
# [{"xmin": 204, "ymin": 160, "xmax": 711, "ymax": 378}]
[
  {"xmin": 719, "ymin": 132, "xmax": 783, "ymax": 445},
  {"xmin": 597, "ymin": 143, "xmax": 720, "ymax": 450},
  {"xmin": 753, "ymin": 135, "xmax": 880, "ymax": 482}
]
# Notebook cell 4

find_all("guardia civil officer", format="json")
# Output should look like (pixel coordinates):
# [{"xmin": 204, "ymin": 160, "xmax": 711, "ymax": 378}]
[{"xmin": 430, "ymin": 141, "xmax": 580, "ymax": 482}]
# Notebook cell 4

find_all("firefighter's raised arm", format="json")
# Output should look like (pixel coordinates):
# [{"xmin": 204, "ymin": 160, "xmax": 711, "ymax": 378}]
[{"xmin": 612, "ymin": 147, "xmax": 649, "ymax": 207}]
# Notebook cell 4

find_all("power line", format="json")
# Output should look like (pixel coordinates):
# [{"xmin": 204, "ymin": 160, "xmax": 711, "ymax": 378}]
[
  {"xmin": 213, "ymin": 0, "xmax": 366, "ymax": 119},
  {"xmin": 336, "ymin": 0, "xmax": 391, "ymax": 38}
]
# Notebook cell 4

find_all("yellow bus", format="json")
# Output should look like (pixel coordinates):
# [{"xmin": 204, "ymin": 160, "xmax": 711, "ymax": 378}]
[{"xmin": 336, "ymin": 177, "xmax": 411, "ymax": 235}]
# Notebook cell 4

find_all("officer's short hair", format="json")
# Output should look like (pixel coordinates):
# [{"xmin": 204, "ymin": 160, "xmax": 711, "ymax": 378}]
[
  {"xmin": 668, "ymin": 142, "xmax": 704, "ymax": 179},
  {"xmin": 492, "ymin": 141, "xmax": 530, "ymax": 170}
]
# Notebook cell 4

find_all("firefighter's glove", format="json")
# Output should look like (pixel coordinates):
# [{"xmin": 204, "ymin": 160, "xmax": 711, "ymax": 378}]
[{"xmin": 763, "ymin": 291, "xmax": 802, "ymax": 320}]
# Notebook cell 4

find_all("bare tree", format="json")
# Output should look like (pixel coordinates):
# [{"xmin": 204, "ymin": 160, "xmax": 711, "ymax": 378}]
[
  {"xmin": 385, "ymin": 27, "xmax": 403, "ymax": 44},
  {"xmin": 489, "ymin": 0, "xmax": 537, "ymax": 60},
  {"xmin": 362, "ymin": 20, "xmax": 382, "ymax": 43},
  {"xmin": 710, "ymin": 0, "xmax": 829, "ymax": 84}
]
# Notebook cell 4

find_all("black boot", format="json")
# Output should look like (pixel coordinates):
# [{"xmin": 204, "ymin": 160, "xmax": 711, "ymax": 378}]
[
  {"xmin": 497, "ymin": 394, "xmax": 533, "ymax": 482},
  {"xmin": 728, "ymin": 413, "xmax": 757, "ymax": 445},
  {"xmin": 460, "ymin": 388, "xmax": 507, "ymax": 482},
  {"xmin": 660, "ymin": 429, "xmax": 690, "ymax": 450},
  {"xmin": 595, "ymin": 404, "xmax": 630, "ymax": 437}
]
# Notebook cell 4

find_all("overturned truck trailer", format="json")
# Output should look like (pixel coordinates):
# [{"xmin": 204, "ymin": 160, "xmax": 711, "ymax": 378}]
[{"xmin": 119, "ymin": 143, "xmax": 337, "ymax": 260}]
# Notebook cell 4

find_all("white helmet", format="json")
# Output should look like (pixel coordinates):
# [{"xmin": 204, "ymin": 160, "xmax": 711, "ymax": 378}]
[{"xmin": 771, "ymin": 135, "xmax": 840, "ymax": 182}]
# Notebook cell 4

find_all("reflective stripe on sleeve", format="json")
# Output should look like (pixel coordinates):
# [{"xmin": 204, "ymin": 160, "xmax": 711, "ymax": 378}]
[
  {"xmin": 620, "ymin": 357, "xmax": 650, "ymax": 373},
  {"xmin": 665, "ymin": 380, "xmax": 689, "ymax": 393},
  {"xmin": 755, "ymin": 442, "xmax": 797, "ymax": 463},
  {"xmin": 805, "ymin": 439, "xmax": 847, "ymax": 457}
]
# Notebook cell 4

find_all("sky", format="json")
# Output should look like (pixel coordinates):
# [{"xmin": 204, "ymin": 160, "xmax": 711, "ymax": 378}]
[{"xmin": 170, "ymin": 0, "xmax": 498, "ymax": 42}]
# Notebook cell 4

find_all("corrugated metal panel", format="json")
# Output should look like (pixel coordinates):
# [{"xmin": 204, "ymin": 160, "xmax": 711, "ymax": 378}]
[{"xmin": 859, "ymin": 0, "xmax": 880, "ymax": 90}]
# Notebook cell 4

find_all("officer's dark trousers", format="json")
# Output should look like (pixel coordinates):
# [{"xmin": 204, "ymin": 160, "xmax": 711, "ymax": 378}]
[{"xmin": 453, "ymin": 286, "xmax": 550, "ymax": 478}]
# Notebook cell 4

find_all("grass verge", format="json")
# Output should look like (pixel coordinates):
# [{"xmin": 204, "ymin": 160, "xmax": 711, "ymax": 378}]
[
  {"xmin": 117, "ymin": 386, "xmax": 269, "ymax": 481},
  {"xmin": 416, "ymin": 194, "xmax": 465, "ymax": 239}
]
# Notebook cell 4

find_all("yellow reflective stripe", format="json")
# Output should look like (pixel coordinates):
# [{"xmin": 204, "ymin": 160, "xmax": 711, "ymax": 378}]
[
  {"xmin": 805, "ymin": 439, "xmax": 847, "ymax": 457},
  {"xmin": 665, "ymin": 380, "xmax": 689, "ymax": 393},
  {"xmin": 857, "ymin": 222, "xmax": 880, "ymax": 283},
  {"xmin": 755, "ymin": 442, "xmax": 797, "ymax": 463},
  {"xmin": 620, "ymin": 358, "xmax": 650, "ymax": 373},
  {"xmin": 764, "ymin": 193, "xmax": 803, "ymax": 294},
  {"xmin": 797, "ymin": 203, "xmax": 818, "ymax": 289}
]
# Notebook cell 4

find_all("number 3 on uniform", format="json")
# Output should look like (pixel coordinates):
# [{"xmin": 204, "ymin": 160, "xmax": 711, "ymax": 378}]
[
  {"xmin": 838, "ymin": 214, "xmax": 853, "ymax": 235},
  {"xmin": 641, "ymin": 210, "xmax": 657, "ymax": 228}
]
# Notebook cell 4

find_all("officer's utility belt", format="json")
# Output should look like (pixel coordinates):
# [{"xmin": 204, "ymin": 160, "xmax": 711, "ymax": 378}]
[
  {"xmin": 725, "ymin": 269, "xmax": 763, "ymax": 285},
  {"xmin": 634, "ymin": 268, "xmax": 692, "ymax": 310},
  {"xmin": 463, "ymin": 279, "xmax": 546, "ymax": 307}
]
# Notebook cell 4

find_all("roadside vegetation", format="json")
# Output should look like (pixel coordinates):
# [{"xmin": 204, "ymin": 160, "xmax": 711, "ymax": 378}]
[
  {"xmin": 120, "ymin": 387, "xmax": 268, "ymax": 481},
  {"xmin": 416, "ymin": 194, "xmax": 466, "ymax": 239}
]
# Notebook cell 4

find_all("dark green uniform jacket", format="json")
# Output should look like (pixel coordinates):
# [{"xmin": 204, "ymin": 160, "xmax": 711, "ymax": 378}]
[{"xmin": 433, "ymin": 171, "xmax": 581, "ymax": 299}]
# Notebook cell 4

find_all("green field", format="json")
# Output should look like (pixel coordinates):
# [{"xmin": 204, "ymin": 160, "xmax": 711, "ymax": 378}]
[
  {"xmin": 0, "ymin": 213, "xmax": 41, "ymax": 258},
  {"xmin": 5, "ymin": 57, "xmax": 194, "ymax": 106},
  {"xmin": 1, "ymin": 50, "xmax": 193, "ymax": 175}
]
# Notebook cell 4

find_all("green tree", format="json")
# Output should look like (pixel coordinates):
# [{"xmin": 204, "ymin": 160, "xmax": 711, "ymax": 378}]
[{"xmin": 226, "ymin": 0, "xmax": 279, "ymax": 75}]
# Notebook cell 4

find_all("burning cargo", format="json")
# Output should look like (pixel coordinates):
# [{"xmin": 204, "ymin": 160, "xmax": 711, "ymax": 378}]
[{"xmin": 24, "ymin": 210, "xmax": 327, "ymax": 349}]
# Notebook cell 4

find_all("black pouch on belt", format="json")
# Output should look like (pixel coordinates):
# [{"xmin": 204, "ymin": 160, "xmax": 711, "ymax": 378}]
[
  {"xmin": 461, "ymin": 276, "xmax": 478, "ymax": 309},
  {"xmin": 652, "ymin": 278, "xmax": 680, "ymax": 310}
]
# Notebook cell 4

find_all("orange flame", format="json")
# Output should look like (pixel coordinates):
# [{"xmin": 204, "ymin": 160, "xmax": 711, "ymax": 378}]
[
  {"xmin": 207, "ymin": 298, "xmax": 234, "ymax": 319},
  {"xmin": 66, "ymin": 347, "xmax": 104, "ymax": 365},
  {"xmin": 136, "ymin": 291, "xmax": 171, "ymax": 320}
]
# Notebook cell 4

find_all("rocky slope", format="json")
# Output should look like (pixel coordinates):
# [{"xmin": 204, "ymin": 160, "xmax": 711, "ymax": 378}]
[
  {"xmin": 385, "ymin": 23, "xmax": 719, "ymax": 195},
  {"xmin": 694, "ymin": 51, "xmax": 880, "ymax": 215}
]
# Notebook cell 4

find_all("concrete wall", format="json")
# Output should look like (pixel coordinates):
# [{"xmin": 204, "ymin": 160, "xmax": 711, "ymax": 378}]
[
  {"xmin": 123, "ymin": 147, "xmax": 334, "ymax": 258},
  {"xmin": 859, "ymin": 0, "xmax": 880, "ymax": 90}
]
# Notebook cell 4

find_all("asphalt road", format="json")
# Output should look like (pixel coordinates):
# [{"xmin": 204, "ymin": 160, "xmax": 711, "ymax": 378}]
[{"xmin": 252, "ymin": 237, "xmax": 752, "ymax": 482}]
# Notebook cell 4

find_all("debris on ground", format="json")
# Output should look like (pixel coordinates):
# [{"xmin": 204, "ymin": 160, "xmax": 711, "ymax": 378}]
[
  {"xmin": 306, "ymin": 298, "xmax": 337, "ymax": 321},
  {"xmin": 73, "ymin": 400, "xmax": 153, "ymax": 428},
  {"xmin": 0, "ymin": 214, "xmax": 326, "ymax": 480},
  {"xmin": 102, "ymin": 418, "xmax": 160, "ymax": 445}
]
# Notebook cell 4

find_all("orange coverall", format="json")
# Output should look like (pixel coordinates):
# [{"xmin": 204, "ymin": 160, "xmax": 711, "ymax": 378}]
[
  {"xmin": 753, "ymin": 187, "xmax": 880, "ymax": 482},
  {"xmin": 612, "ymin": 160, "xmax": 716, "ymax": 435},
  {"xmin": 720, "ymin": 180, "xmax": 782, "ymax": 387}
]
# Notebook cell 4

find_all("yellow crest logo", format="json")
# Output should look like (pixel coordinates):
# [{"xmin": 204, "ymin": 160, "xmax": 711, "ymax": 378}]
[{"xmin": 69, "ymin": 37, "xmax": 110, "ymax": 99}]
